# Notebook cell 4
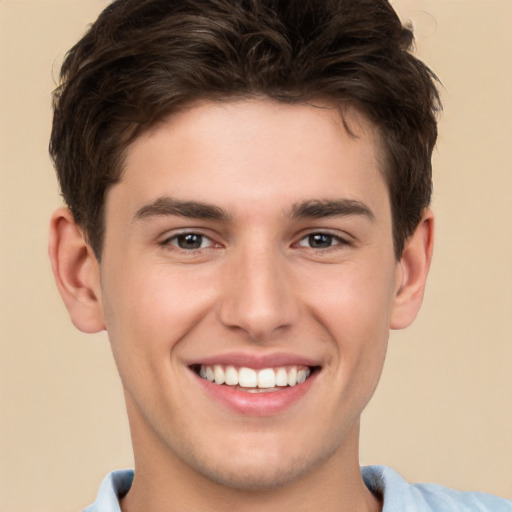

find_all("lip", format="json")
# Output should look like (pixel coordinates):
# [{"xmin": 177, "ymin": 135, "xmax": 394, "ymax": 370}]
[
  {"xmin": 186, "ymin": 351, "xmax": 321, "ymax": 369},
  {"xmin": 186, "ymin": 352, "xmax": 321, "ymax": 417}
]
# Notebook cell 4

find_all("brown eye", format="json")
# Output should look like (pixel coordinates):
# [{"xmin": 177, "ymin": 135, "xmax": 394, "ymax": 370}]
[
  {"xmin": 308, "ymin": 234, "xmax": 335, "ymax": 248},
  {"xmin": 298, "ymin": 233, "xmax": 342, "ymax": 249},
  {"xmin": 176, "ymin": 234, "xmax": 204, "ymax": 249},
  {"xmin": 164, "ymin": 233, "xmax": 213, "ymax": 250}
]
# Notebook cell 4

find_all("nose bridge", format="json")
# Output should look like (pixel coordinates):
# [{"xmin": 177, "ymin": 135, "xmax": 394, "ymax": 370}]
[{"xmin": 218, "ymin": 240, "xmax": 298, "ymax": 340}]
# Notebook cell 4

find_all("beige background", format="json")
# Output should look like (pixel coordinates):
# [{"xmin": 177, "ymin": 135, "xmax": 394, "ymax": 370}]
[{"xmin": 1, "ymin": 0, "xmax": 511, "ymax": 510}]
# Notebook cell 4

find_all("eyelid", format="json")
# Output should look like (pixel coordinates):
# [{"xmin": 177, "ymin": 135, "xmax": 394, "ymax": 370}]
[
  {"xmin": 294, "ymin": 229, "xmax": 353, "ymax": 247},
  {"xmin": 298, "ymin": 234, "xmax": 341, "ymax": 247},
  {"xmin": 159, "ymin": 229, "xmax": 221, "ymax": 250}
]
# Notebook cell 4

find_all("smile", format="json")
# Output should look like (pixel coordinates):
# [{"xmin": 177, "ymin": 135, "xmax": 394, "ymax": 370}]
[
  {"xmin": 190, "ymin": 359, "xmax": 320, "ymax": 415},
  {"xmin": 196, "ymin": 364, "xmax": 313, "ymax": 392}
]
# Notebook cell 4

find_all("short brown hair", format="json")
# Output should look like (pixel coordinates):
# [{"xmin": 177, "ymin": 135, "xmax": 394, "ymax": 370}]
[{"xmin": 50, "ymin": 0, "xmax": 440, "ymax": 259}]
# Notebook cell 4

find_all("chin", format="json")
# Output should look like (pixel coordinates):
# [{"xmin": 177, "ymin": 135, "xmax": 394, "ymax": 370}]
[
  {"xmin": 184, "ymin": 438, "xmax": 337, "ymax": 492},
  {"xmin": 197, "ymin": 457, "xmax": 310, "ymax": 492}
]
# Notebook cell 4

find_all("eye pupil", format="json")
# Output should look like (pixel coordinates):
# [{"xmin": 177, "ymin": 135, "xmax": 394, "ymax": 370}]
[
  {"xmin": 177, "ymin": 234, "xmax": 203, "ymax": 249},
  {"xmin": 309, "ymin": 234, "xmax": 333, "ymax": 248}
]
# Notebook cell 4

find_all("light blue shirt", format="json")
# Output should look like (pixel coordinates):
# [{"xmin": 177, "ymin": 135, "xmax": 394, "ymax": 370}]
[{"xmin": 84, "ymin": 466, "xmax": 512, "ymax": 511}]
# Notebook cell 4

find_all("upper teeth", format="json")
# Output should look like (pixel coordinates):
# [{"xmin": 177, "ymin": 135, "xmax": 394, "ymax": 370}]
[{"xmin": 199, "ymin": 365, "xmax": 311, "ymax": 389}]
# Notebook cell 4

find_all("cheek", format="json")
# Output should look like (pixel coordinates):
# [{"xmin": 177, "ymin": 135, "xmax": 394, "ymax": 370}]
[
  {"xmin": 99, "ymin": 270, "xmax": 190, "ymax": 412},
  {"xmin": 306, "ymin": 257, "xmax": 397, "ymax": 331},
  {"xmin": 305, "ymin": 259, "xmax": 396, "ymax": 379},
  {"xmin": 101, "ymin": 263, "xmax": 218, "ymax": 360}
]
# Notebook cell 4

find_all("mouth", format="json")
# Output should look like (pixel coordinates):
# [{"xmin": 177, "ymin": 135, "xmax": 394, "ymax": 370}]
[{"xmin": 191, "ymin": 364, "xmax": 319, "ymax": 393}]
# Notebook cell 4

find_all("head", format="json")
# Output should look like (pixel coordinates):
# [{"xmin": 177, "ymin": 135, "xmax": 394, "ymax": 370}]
[
  {"xmin": 49, "ymin": 0, "xmax": 439, "ymax": 503},
  {"xmin": 50, "ymin": 0, "xmax": 440, "ymax": 261}
]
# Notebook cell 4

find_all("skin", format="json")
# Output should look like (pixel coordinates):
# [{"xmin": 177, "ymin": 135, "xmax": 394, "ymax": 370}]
[{"xmin": 49, "ymin": 99, "xmax": 434, "ymax": 512}]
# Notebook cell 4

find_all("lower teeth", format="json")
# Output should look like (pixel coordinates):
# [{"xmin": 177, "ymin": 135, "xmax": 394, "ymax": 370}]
[{"xmin": 237, "ymin": 386, "xmax": 284, "ymax": 393}]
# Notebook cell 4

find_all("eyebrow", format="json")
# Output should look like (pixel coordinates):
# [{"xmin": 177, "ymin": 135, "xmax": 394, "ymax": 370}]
[
  {"xmin": 291, "ymin": 199, "xmax": 375, "ymax": 221},
  {"xmin": 134, "ymin": 196, "xmax": 374, "ymax": 223},
  {"xmin": 134, "ymin": 197, "xmax": 230, "ymax": 222}
]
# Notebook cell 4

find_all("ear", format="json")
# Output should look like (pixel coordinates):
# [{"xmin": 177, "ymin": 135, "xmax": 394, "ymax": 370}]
[
  {"xmin": 390, "ymin": 209, "xmax": 434, "ymax": 330},
  {"xmin": 49, "ymin": 207, "xmax": 106, "ymax": 333}
]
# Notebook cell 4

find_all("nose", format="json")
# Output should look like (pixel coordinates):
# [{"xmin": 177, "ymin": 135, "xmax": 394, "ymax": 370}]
[{"xmin": 218, "ymin": 245, "xmax": 300, "ymax": 341}]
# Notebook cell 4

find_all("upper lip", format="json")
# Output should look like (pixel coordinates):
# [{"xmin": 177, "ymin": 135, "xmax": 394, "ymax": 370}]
[{"xmin": 186, "ymin": 352, "xmax": 321, "ymax": 369}]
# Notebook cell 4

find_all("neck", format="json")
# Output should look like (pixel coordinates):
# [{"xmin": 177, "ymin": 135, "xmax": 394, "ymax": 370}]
[{"xmin": 121, "ymin": 409, "xmax": 381, "ymax": 512}]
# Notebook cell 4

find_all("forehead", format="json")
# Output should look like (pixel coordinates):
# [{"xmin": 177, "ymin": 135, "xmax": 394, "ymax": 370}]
[{"xmin": 109, "ymin": 99, "xmax": 389, "ymax": 222}]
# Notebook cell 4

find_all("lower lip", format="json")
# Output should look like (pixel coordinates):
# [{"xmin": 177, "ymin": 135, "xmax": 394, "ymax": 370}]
[{"xmin": 193, "ymin": 370, "xmax": 319, "ymax": 417}]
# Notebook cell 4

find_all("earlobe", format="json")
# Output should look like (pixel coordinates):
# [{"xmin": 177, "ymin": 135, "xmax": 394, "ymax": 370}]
[
  {"xmin": 390, "ymin": 209, "xmax": 434, "ymax": 330},
  {"xmin": 49, "ymin": 207, "xmax": 106, "ymax": 333}
]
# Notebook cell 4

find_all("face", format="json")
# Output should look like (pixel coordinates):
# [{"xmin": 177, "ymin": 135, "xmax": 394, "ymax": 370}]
[{"xmin": 97, "ymin": 99, "xmax": 402, "ymax": 489}]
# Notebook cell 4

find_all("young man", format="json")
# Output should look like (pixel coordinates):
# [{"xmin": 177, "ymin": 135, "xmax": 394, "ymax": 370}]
[{"xmin": 48, "ymin": 0, "xmax": 512, "ymax": 511}]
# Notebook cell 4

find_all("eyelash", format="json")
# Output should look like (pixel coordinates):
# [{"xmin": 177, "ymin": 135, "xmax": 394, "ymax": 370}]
[
  {"xmin": 295, "ymin": 232, "xmax": 350, "ymax": 251},
  {"xmin": 160, "ymin": 232, "xmax": 218, "ymax": 251},
  {"xmin": 160, "ymin": 231, "xmax": 351, "ymax": 253}
]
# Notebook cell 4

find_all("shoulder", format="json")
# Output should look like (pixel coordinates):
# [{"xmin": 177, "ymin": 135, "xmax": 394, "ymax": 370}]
[
  {"xmin": 362, "ymin": 465, "xmax": 512, "ymax": 512},
  {"xmin": 83, "ymin": 469, "xmax": 134, "ymax": 512}
]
